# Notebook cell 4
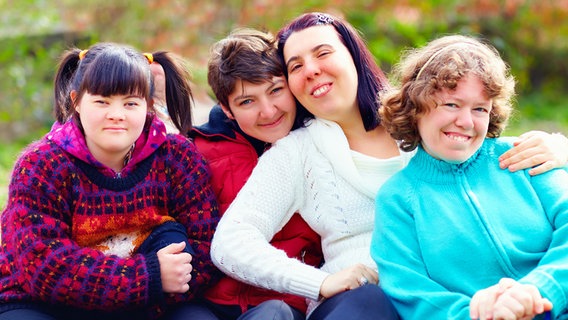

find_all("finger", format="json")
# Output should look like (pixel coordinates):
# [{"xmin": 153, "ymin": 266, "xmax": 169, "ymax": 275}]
[
  {"xmin": 158, "ymin": 241, "xmax": 186, "ymax": 254},
  {"xmin": 364, "ymin": 269, "xmax": 379, "ymax": 285},
  {"xmin": 516, "ymin": 130, "xmax": 546, "ymax": 142},
  {"xmin": 476, "ymin": 290, "xmax": 494, "ymax": 320},
  {"xmin": 500, "ymin": 133, "xmax": 544, "ymax": 165},
  {"xmin": 494, "ymin": 294, "xmax": 526, "ymax": 319},
  {"xmin": 542, "ymin": 298, "xmax": 553, "ymax": 312},
  {"xmin": 528, "ymin": 160, "xmax": 557, "ymax": 176},
  {"xmin": 506, "ymin": 154, "xmax": 545, "ymax": 173},
  {"xmin": 497, "ymin": 278, "xmax": 516, "ymax": 294},
  {"xmin": 470, "ymin": 293, "xmax": 481, "ymax": 319}
]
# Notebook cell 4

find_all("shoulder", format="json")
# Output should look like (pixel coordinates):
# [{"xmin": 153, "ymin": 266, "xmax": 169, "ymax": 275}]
[
  {"xmin": 273, "ymin": 126, "xmax": 312, "ymax": 150},
  {"xmin": 159, "ymin": 134, "xmax": 207, "ymax": 165},
  {"xmin": 487, "ymin": 137, "xmax": 514, "ymax": 152},
  {"xmin": 15, "ymin": 138, "xmax": 66, "ymax": 169}
]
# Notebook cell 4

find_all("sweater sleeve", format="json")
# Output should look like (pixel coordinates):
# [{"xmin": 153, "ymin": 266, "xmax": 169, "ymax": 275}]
[
  {"xmin": 518, "ymin": 168, "xmax": 568, "ymax": 318},
  {"xmin": 1, "ymin": 143, "xmax": 162, "ymax": 311},
  {"xmin": 163, "ymin": 136, "xmax": 221, "ymax": 303},
  {"xmin": 372, "ymin": 176, "xmax": 473, "ymax": 320},
  {"xmin": 210, "ymin": 134, "xmax": 329, "ymax": 301}
]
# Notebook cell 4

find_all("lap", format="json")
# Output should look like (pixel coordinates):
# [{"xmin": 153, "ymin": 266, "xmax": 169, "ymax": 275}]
[{"xmin": 308, "ymin": 284, "xmax": 399, "ymax": 320}]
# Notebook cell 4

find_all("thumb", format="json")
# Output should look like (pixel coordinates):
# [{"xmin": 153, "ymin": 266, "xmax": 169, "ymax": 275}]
[
  {"xmin": 542, "ymin": 298, "xmax": 553, "ymax": 312},
  {"xmin": 159, "ymin": 241, "xmax": 186, "ymax": 255}
]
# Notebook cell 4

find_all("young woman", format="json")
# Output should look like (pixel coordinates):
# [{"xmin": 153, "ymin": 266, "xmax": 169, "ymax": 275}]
[
  {"xmin": 372, "ymin": 34, "xmax": 567, "ymax": 320},
  {"xmin": 210, "ymin": 12, "xmax": 568, "ymax": 320},
  {"xmin": 0, "ymin": 42, "xmax": 219, "ymax": 320}
]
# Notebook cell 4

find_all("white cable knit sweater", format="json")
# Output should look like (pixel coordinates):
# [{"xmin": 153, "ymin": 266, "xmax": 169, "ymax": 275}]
[{"xmin": 211, "ymin": 118, "xmax": 414, "ymax": 305}]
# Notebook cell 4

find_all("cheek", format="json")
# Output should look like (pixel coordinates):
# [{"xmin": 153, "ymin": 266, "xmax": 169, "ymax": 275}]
[
  {"xmin": 232, "ymin": 110, "xmax": 257, "ymax": 130},
  {"xmin": 279, "ymin": 94, "xmax": 297, "ymax": 114},
  {"xmin": 286, "ymin": 75, "xmax": 303, "ymax": 97},
  {"xmin": 475, "ymin": 118, "xmax": 490, "ymax": 135}
]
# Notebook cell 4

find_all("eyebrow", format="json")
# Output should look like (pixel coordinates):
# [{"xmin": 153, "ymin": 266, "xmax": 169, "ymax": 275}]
[
  {"xmin": 267, "ymin": 78, "xmax": 285, "ymax": 91},
  {"xmin": 285, "ymin": 44, "xmax": 331, "ymax": 69}
]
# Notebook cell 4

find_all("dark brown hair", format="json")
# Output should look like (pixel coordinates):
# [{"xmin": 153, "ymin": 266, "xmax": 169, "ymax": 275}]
[{"xmin": 53, "ymin": 42, "xmax": 194, "ymax": 133}]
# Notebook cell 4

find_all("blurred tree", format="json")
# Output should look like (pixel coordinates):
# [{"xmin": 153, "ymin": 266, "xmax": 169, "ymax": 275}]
[{"xmin": 1, "ymin": 0, "xmax": 567, "ymax": 143}]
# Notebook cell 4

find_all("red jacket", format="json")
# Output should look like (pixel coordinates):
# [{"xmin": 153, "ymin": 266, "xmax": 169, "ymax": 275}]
[{"xmin": 190, "ymin": 105, "xmax": 322, "ymax": 313}]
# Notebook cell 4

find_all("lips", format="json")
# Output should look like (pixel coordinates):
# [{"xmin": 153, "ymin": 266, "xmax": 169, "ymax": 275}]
[
  {"xmin": 104, "ymin": 127, "xmax": 127, "ymax": 131},
  {"xmin": 259, "ymin": 114, "xmax": 284, "ymax": 127}
]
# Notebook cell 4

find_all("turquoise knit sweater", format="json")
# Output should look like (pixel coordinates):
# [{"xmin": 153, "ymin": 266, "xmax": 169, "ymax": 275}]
[{"xmin": 371, "ymin": 138, "xmax": 568, "ymax": 320}]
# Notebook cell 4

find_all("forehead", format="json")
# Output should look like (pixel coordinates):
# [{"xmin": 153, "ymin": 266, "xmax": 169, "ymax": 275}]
[
  {"xmin": 229, "ymin": 76, "xmax": 285, "ymax": 97},
  {"xmin": 283, "ymin": 25, "xmax": 342, "ymax": 59},
  {"xmin": 436, "ymin": 74, "xmax": 490, "ymax": 101}
]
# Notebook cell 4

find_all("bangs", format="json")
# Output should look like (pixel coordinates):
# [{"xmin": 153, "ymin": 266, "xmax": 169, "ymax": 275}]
[{"xmin": 81, "ymin": 50, "xmax": 151, "ymax": 98}]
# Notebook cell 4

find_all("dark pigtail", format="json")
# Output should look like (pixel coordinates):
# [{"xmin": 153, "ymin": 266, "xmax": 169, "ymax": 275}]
[
  {"xmin": 152, "ymin": 51, "xmax": 194, "ymax": 135},
  {"xmin": 53, "ymin": 48, "xmax": 81, "ymax": 123}
]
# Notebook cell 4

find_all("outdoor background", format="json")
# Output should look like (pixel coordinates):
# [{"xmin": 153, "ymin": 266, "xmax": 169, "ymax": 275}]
[{"xmin": 1, "ymin": 0, "xmax": 568, "ymax": 209}]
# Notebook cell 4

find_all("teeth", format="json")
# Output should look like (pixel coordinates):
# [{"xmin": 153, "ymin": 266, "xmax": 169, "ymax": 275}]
[
  {"xmin": 447, "ymin": 134, "xmax": 469, "ymax": 142},
  {"xmin": 313, "ymin": 85, "xmax": 328, "ymax": 97}
]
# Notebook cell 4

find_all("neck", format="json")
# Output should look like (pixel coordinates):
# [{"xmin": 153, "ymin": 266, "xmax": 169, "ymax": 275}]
[{"xmin": 343, "ymin": 125, "xmax": 400, "ymax": 159}]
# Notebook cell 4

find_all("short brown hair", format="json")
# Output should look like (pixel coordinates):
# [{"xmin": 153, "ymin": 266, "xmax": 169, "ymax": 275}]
[
  {"xmin": 380, "ymin": 34, "xmax": 515, "ymax": 152},
  {"xmin": 207, "ymin": 28, "xmax": 283, "ymax": 109}
]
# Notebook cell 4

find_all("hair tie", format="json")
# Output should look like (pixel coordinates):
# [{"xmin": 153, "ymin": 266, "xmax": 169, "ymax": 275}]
[
  {"xmin": 79, "ymin": 49, "xmax": 88, "ymax": 60},
  {"xmin": 143, "ymin": 53, "xmax": 153, "ymax": 64}
]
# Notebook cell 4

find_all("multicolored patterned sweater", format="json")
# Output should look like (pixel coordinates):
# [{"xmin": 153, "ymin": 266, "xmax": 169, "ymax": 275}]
[{"xmin": 0, "ymin": 115, "xmax": 220, "ymax": 318}]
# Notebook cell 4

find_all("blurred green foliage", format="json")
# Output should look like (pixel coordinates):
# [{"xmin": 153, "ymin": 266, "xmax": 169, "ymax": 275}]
[{"xmin": 1, "ymin": 0, "xmax": 568, "ymax": 209}]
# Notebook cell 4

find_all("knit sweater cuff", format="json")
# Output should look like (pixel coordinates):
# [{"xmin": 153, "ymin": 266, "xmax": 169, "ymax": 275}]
[
  {"xmin": 520, "ymin": 270, "xmax": 566, "ymax": 318},
  {"xmin": 289, "ymin": 267, "xmax": 330, "ymax": 301},
  {"xmin": 145, "ymin": 252, "xmax": 165, "ymax": 303}
]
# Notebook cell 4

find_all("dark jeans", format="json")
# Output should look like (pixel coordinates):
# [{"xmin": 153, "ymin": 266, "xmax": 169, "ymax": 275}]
[
  {"xmin": 307, "ymin": 284, "xmax": 399, "ymax": 320},
  {"xmin": 164, "ymin": 299, "xmax": 305, "ymax": 320},
  {"xmin": 0, "ymin": 303, "xmax": 148, "ymax": 320}
]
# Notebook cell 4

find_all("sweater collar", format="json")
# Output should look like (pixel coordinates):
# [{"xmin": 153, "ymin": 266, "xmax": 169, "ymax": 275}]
[
  {"xmin": 410, "ymin": 139, "xmax": 490, "ymax": 183},
  {"xmin": 47, "ymin": 114, "xmax": 167, "ymax": 175},
  {"xmin": 306, "ymin": 118, "xmax": 377, "ymax": 198}
]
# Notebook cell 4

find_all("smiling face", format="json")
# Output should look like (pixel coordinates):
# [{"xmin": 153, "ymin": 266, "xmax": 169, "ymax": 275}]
[
  {"xmin": 417, "ymin": 74, "xmax": 492, "ymax": 163},
  {"xmin": 224, "ymin": 76, "xmax": 297, "ymax": 143},
  {"xmin": 75, "ymin": 92, "xmax": 148, "ymax": 170},
  {"xmin": 283, "ymin": 25, "xmax": 359, "ymax": 124}
]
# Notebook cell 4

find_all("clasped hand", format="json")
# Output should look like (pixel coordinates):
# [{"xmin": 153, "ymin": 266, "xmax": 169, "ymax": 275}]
[{"xmin": 470, "ymin": 278, "xmax": 552, "ymax": 320}]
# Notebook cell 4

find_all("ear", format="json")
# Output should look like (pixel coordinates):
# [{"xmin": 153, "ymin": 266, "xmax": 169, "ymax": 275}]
[
  {"xmin": 70, "ymin": 90, "xmax": 79, "ymax": 113},
  {"xmin": 220, "ymin": 103, "xmax": 235, "ymax": 120}
]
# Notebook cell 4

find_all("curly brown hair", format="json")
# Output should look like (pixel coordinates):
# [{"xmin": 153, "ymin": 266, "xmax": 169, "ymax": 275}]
[{"xmin": 380, "ymin": 34, "xmax": 516, "ymax": 152}]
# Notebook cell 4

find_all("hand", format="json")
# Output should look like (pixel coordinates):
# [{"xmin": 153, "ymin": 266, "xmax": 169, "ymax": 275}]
[
  {"xmin": 499, "ymin": 131, "xmax": 568, "ymax": 176},
  {"xmin": 470, "ymin": 278, "xmax": 516, "ymax": 320},
  {"xmin": 492, "ymin": 283, "xmax": 552, "ymax": 320},
  {"xmin": 157, "ymin": 242, "xmax": 193, "ymax": 293},
  {"xmin": 319, "ymin": 263, "xmax": 378, "ymax": 299}
]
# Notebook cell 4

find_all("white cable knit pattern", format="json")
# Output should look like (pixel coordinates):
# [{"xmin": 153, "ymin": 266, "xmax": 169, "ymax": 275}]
[{"xmin": 211, "ymin": 118, "xmax": 414, "ymax": 305}]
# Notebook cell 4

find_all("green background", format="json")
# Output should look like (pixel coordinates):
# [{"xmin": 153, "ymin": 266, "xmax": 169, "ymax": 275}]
[{"xmin": 1, "ymin": 0, "xmax": 568, "ymax": 208}]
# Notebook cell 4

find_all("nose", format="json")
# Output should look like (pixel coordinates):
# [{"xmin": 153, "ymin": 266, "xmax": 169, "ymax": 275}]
[
  {"xmin": 455, "ymin": 108, "xmax": 474, "ymax": 129},
  {"xmin": 107, "ymin": 103, "xmax": 126, "ymax": 121},
  {"xmin": 258, "ymin": 98, "xmax": 278, "ymax": 118},
  {"xmin": 302, "ymin": 58, "xmax": 320, "ymax": 79}
]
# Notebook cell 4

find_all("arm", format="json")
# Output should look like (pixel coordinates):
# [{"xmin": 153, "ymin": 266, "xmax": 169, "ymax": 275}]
[
  {"xmin": 499, "ymin": 131, "xmax": 568, "ymax": 175},
  {"xmin": 165, "ymin": 136, "xmax": 221, "ymax": 301},
  {"xmin": 512, "ymin": 168, "xmax": 568, "ymax": 318},
  {"xmin": 210, "ymin": 136, "xmax": 329, "ymax": 301}
]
